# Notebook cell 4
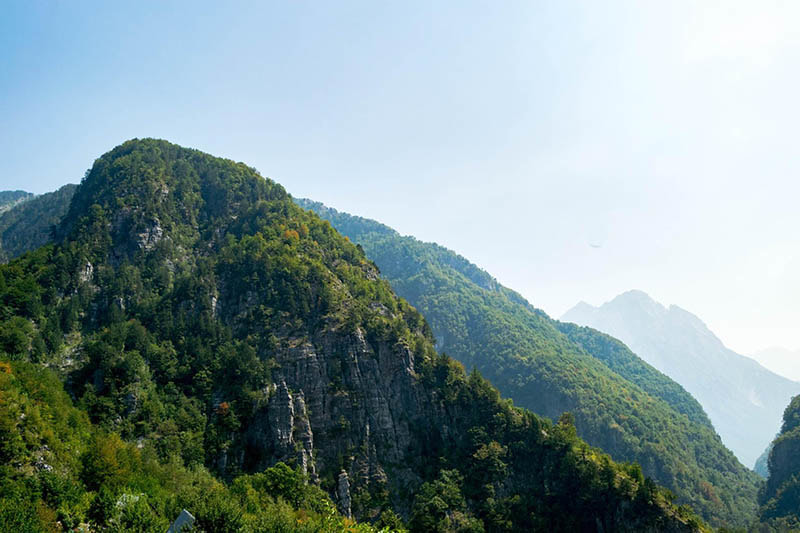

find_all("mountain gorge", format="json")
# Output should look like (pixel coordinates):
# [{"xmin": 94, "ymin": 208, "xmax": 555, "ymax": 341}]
[
  {"xmin": 0, "ymin": 139, "xmax": 705, "ymax": 532},
  {"xmin": 297, "ymin": 199, "xmax": 761, "ymax": 528},
  {"xmin": 562, "ymin": 291, "xmax": 800, "ymax": 469}
]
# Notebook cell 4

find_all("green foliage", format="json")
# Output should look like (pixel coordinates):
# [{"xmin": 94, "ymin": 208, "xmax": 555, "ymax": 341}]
[
  {"xmin": 0, "ymin": 190, "xmax": 34, "ymax": 215},
  {"xmin": 298, "ymin": 198, "xmax": 761, "ymax": 528},
  {"xmin": 758, "ymin": 395, "xmax": 800, "ymax": 528},
  {"xmin": 0, "ymin": 356, "xmax": 385, "ymax": 532},
  {"xmin": 0, "ymin": 139, "xmax": 706, "ymax": 531},
  {"xmin": 410, "ymin": 469, "xmax": 484, "ymax": 533},
  {"xmin": 0, "ymin": 185, "xmax": 75, "ymax": 263}
]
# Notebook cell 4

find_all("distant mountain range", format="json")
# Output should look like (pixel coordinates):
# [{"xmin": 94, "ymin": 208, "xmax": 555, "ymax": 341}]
[
  {"xmin": 563, "ymin": 290, "xmax": 800, "ymax": 468},
  {"xmin": 299, "ymin": 199, "xmax": 760, "ymax": 527}
]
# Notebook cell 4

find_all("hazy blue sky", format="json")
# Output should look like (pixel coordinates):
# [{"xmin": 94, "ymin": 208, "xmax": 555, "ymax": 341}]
[{"xmin": 2, "ymin": 1, "xmax": 799, "ymax": 356}]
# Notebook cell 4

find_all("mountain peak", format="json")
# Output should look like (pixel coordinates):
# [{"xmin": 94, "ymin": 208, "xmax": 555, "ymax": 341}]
[
  {"xmin": 56, "ymin": 139, "xmax": 287, "ymax": 258},
  {"xmin": 609, "ymin": 289, "xmax": 664, "ymax": 311}
]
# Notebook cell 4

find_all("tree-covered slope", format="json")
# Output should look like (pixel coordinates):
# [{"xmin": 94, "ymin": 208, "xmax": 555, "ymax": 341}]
[
  {"xmin": 0, "ymin": 184, "xmax": 77, "ymax": 263},
  {"xmin": 0, "ymin": 139, "xmax": 703, "ymax": 532},
  {"xmin": 563, "ymin": 291, "xmax": 800, "ymax": 468},
  {"xmin": 0, "ymin": 190, "xmax": 33, "ymax": 214},
  {"xmin": 297, "ymin": 198, "xmax": 761, "ymax": 528},
  {"xmin": 758, "ymin": 395, "xmax": 800, "ymax": 529},
  {"xmin": 0, "ymin": 359, "xmax": 384, "ymax": 532},
  {"xmin": 754, "ymin": 443, "xmax": 773, "ymax": 479}
]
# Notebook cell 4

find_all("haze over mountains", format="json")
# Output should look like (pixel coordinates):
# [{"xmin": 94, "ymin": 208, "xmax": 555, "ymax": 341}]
[
  {"xmin": 0, "ymin": 167, "xmax": 762, "ymax": 527},
  {"xmin": 752, "ymin": 346, "xmax": 800, "ymax": 383},
  {"xmin": 3, "ymin": 145, "xmax": 800, "ymax": 528},
  {"xmin": 299, "ymin": 199, "xmax": 760, "ymax": 527},
  {"xmin": 0, "ymin": 140, "xmax": 708, "ymax": 531},
  {"xmin": 562, "ymin": 290, "xmax": 800, "ymax": 468}
]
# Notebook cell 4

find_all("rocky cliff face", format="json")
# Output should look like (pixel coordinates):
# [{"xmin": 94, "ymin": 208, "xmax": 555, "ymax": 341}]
[
  {"xmin": 296, "ymin": 198, "xmax": 760, "ymax": 528},
  {"xmin": 1, "ymin": 139, "xmax": 705, "ymax": 531}
]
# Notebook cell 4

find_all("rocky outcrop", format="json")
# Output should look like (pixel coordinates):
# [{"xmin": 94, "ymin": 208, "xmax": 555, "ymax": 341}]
[
  {"xmin": 244, "ymin": 324, "xmax": 429, "ymax": 501},
  {"xmin": 337, "ymin": 470, "xmax": 352, "ymax": 518}
]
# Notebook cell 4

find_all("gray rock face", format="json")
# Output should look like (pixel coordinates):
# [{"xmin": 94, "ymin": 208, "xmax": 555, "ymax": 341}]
[
  {"xmin": 267, "ymin": 381, "xmax": 295, "ymax": 456},
  {"xmin": 79, "ymin": 261, "xmax": 94, "ymax": 283},
  {"xmin": 233, "ymin": 315, "xmax": 697, "ymax": 530},
  {"xmin": 243, "ymin": 322, "xmax": 434, "ymax": 505},
  {"xmin": 337, "ymin": 470, "xmax": 352, "ymax": 518}
]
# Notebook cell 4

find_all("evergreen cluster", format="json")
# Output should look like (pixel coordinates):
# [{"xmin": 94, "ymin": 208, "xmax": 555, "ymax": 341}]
[{"xmin": 0, "ymin": 185, "xmax": 77, "ymax": 263}]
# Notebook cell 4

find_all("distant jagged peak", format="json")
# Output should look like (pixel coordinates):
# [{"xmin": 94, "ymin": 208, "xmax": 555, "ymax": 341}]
[
  {"xmin": 562, "ymin": 289, "xmax": 665, "ymax": 322},
  {"xmin": 569, "ymin": 300, "xmax": 595, "ymax": 312},
  {"xmin": 607, "ymin": 289, "xmax": 666, "ymax": 313}
]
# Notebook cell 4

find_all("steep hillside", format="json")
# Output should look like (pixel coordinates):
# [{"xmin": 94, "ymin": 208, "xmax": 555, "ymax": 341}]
[
  {"xmin": 0, "ymin": 139, "xmax": 703, "ymax": 532},
  {"xmin": 754, "ymin": 443, "xmax": 773, "ymax": 478},
  {"xmin": 758, "ymin": 395, "xmax": 800, "ymax": 529},
  {"xmin": 563, "ymin": 291, "xmax": 800, "ymax": 468},
  {"xmin": 0, "ymin": 184, "xmax": 77, "ymax": 262},
  {"xmin": 0, "ymin": 190, "xmax": 33, "ymax": 214},
  {"xmin": 297, "ymin": 199, "xmax": 761, "ymax": 528}
]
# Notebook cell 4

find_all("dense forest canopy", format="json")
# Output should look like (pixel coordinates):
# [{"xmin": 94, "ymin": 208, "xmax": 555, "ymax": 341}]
[
  {"xmin": 0, "ymin": 139, "xmax": 705, "ymax": 532},
  {"xmin": 297, "ymin": 198, "xmax": 762, "ymax": 528},
  {"xmin": 0, "ymin": 184, "xmax": 77, "ymax": 263}
]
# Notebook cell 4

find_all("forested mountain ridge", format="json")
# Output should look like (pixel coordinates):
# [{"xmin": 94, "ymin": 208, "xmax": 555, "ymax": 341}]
[
  {"xmin": 0, "ymin": 190, "xmax": 34, "ymax": 214},
  {"xmin": 563, "ymin": 291, "xmax": 800, "ymax": 468},
  {"xmin": 0, "ymin": 139, "xmax": 704, "ymax": 531},
  {"xmin": 0, "ymin": 184, "xmax": 77, "ymax": 263},
  {"xmin": 758, "ymin": 395, "xmax": 800, "ymax": 528},
  {"xmin": 296, "ymin": 198, "xmax": 762, "ymax": 528}
]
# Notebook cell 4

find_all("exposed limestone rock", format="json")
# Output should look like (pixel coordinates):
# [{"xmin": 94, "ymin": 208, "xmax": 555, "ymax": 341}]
[
  {"xmin": 137, "ymin": 219, "xmax": 163, "ymax": 251},
  {"xmin": 268, "ymin": 381, "xmax": 294, "ymax": 457},
  {"xmin": 292, "ymin": 392, "xmax": 316, "ymax": 479},
  {"xmin": 80, "ymin": 261, "xmax": 93, "ymax": 283},
  {"xmin": 337, "ymin": 470, "xmax": 352, "ymax": 518}
]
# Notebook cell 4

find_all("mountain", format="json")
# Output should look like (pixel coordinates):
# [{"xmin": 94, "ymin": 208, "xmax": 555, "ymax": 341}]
[
  {"xmin": 758, "ymin": 395, "xmax": 800, "ymax": 529},
  {"xmin": 297, "ymin": 199, "xmax": 761, "ymax": 527},
  {"xmin": 0, "ymin": 183, "xmax": 77, "ymax": 262},
  {"xmin": 562, "ymin": 290, "xmax": 800, "ymax": 468},
  {"xmin": 754, "ymin": 442, "xmax": 773, "ymax": 478},
  {"xmin": 0, "ymin": 190, "xmax": 34, "ymax": 214},
  {"xmin": 752, "ymin": 346, "xmax": 800, "ymax": 383},
  {"xmin": 0, "ymin": 139, "xmax": 704, "ymax": 531}
]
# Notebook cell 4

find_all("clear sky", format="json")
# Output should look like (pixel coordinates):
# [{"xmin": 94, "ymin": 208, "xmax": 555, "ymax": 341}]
[{"xmin": 2, "ymin": 1, "xmax": 799, "ymax": 356}]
